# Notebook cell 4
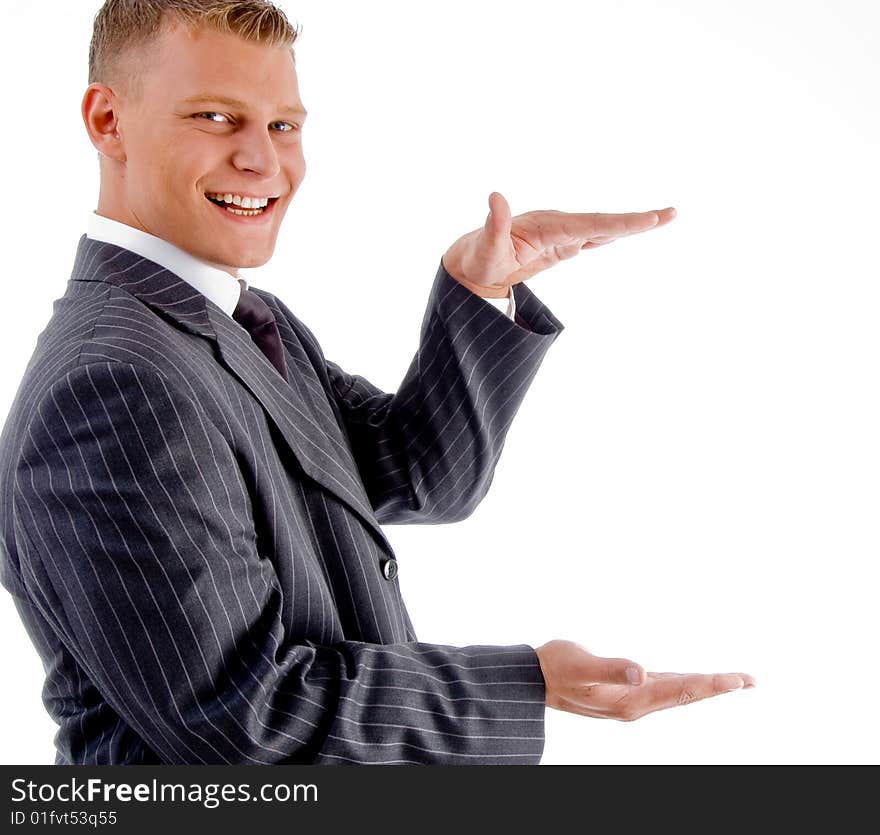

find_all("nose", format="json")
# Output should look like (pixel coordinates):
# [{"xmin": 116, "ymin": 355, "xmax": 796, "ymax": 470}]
[{"xmin": 230, "ymin": 122, "xmax": 282, "ymax": 179}]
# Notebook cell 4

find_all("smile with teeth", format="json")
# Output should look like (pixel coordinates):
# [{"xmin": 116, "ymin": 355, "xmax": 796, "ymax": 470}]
[{"xmin": 206, "ymin": 192, "xmax": 274, "ymax": 216}]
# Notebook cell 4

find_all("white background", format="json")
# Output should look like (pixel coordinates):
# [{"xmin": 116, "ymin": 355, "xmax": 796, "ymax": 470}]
[{"xmin": 1, "ymin": 0, "xmax": 877, "ymax": 764}]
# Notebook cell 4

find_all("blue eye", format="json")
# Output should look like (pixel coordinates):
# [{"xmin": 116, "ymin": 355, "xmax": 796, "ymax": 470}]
[
  {"xmin": 197, "ymin": 112, "xmax": 228, "ymax": 123},
  {"xmin": 195, "ymin": 113, "xmax": 299, "ymax": 132}
]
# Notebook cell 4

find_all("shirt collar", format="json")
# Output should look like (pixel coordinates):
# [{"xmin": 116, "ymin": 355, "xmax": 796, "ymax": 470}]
[{"xmin": 86, "ymin": 211, "xmax": 247, "ymax": 317}]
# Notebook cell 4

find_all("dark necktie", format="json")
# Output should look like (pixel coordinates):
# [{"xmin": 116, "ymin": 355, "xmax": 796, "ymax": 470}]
[{"xmin": 232, "ymin": 280, "xmax": 289, "ymax": 383}]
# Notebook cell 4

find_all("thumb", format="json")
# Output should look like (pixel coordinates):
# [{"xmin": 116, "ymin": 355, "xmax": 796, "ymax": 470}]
[
  {"xmin": 484, "ymin": 191, "xmax": 512, "ymax": 243},
  {"xmin": 576, "ymin": 650, "xmax": 646, "ymax": 687}
]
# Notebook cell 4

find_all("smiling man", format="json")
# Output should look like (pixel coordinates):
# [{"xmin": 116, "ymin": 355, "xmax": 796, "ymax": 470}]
[
  {"xmin": 89, "ymin": 12, "xmax": 306, "ymax": 272},
  {"xmin": 0, "ymin": 0, "xmax": 753, "ymax": 765}
]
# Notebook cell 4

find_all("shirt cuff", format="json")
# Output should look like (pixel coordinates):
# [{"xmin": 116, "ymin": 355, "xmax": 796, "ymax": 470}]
[{"xmin": 482, "ymin": 286, "xmax": 517, "ymax": 320}]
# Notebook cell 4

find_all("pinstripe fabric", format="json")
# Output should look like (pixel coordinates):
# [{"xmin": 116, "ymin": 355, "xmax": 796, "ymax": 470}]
[{"xmin": 0, "ymin": 235, "xmax": 564, "ymax": 764}]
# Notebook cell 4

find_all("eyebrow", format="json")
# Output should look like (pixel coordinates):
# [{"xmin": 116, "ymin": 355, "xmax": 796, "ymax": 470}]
[{"xmin": 180, "ymin": 94, "xmax": 307, "ymax": 119}]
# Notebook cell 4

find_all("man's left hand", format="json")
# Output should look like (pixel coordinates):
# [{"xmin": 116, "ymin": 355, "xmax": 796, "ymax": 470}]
[{"xmin": 441, "ymin": 192, "xmax": 677, "ymax": 298}]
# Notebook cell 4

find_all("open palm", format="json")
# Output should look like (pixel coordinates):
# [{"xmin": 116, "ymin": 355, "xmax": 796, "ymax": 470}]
[{"xmin": 442, "ymin": 191, "xmax": 677, "ymax": 296}]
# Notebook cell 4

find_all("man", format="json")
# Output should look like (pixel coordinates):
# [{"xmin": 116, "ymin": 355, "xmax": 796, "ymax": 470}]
[{"xmin": 0, "ymin": 0, "xmax": 753, "ymax": 765}]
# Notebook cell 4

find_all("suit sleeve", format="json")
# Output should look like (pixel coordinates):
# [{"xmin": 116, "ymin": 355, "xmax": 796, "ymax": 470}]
[
  {"xmin": 11, "ymin": 361, "xmax": 546, "ymax": 764},
  {"xmin": 276, "ymin": 260, "xmax": 564, "ymax": 525}
]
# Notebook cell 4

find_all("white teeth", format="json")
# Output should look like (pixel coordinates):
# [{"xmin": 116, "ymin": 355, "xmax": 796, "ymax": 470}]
[{"xmin": 207, "ymin": 193, "xmax": 270, "ymax": 208}]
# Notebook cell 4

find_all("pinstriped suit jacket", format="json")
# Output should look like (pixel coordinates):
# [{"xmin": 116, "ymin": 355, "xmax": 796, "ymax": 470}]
[{"xmin": 0, "ymin": 234, "xmax": 564, "ymax": 764}]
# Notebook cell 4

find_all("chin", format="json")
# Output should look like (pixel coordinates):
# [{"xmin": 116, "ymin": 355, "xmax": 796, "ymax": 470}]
[
  {"xmin": 202, "ymin": 241, "xmax": 275, "ymax": 272},
  {"xmin": 237, "ymin": 249, "xmax": 275, "ymax": 269}
]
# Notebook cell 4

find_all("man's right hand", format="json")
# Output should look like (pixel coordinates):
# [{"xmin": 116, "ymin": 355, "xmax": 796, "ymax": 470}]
[{"xmin": 535, "ymin": 639, "xmax": 755, "ymax": 721}]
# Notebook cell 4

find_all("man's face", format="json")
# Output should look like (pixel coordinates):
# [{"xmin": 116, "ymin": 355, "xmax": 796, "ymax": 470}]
[{"xmin": 106, "ymin": 23, "xmax": 307, "ymax": 273}]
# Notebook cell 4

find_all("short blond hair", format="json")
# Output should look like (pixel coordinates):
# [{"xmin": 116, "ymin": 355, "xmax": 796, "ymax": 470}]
[{"xmin": 88, "ymin": 0, "xmax": 302, "ymax": 101}]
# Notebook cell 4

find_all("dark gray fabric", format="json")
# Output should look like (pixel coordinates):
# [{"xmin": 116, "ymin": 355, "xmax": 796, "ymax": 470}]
[{"xmin": 0, "ymin": 235, "xmax": 564, "ymax": 764}]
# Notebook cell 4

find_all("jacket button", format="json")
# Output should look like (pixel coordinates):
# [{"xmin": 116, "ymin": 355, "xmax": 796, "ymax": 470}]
[{"xmin": 381, "ymin": 558, "xmax": 399, "ymax": 581}]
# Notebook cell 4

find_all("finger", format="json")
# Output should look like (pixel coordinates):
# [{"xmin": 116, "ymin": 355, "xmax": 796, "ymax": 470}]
[
  {"xmin": 485, "ymin": 191, "xmax": 512, "ymax": 243},
  {"xmin": 561, "ymin": 670, "xmax": 753, "ymax": 719},
  {"xmin": 640, "ymin": 207, "xmax": 676, "ymax": 229},
  {"xmin": 570, "ymin": 211, "xmax": 660, "ymax": 239},
  {"xmin": 578, "ymin": 210, "xmax": 675, "ymax": 246},
  {"xmin": 570, "ymin": 207, "xmax": 677, "ymax": 240},
  {"xmin": 631, "ymin": 672, "xmax": 747, "ymax": 716},
  {"xmin": 647, "ymin": 670, "xmax": 756, "ymax": 688}
]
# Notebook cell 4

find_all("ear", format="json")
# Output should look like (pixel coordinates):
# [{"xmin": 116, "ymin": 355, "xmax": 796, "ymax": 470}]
[{"xmin": 82, "ymin": 83, "xmax": 126, "ymax": 161}]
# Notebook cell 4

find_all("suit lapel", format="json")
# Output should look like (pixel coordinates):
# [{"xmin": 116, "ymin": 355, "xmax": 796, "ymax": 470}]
[
  {"xmin": 205, "ymin": 302, "xmax": 393, "ymax": 552},
  {"xmin": 70, "ymin": 235, "xmax": 393, "ymax": 554}
]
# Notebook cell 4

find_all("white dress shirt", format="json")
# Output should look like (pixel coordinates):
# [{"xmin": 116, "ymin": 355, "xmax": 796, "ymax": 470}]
[{"xmin": 85, "ymin": 211, "xmax": 517, "ymax": 320}]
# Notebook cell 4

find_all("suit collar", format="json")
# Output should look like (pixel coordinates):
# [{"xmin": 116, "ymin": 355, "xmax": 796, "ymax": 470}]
[
  {"xmin": 73, "ymin": 234, "xmax": 217, "ymax": 339},
  {"xmin": 70, "ymin": 235, "xmax": 393, "ymax": 555},
  {"xmin": 86, "ymin": 212, "xmax": 247, "ymax": 312}
]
